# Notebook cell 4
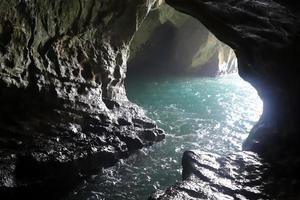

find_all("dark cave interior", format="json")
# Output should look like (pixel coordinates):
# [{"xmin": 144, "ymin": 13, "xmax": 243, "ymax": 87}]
[{"xmin": 0, "ymin": 0, "xmax": 300, "ymax": 199}]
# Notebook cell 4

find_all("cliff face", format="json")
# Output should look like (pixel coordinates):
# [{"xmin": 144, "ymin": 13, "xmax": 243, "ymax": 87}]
[
  {"xmin": 128, "ymin": 4, "xmax": 237, "ymax": 77},
  {"xmin": 0, "ymin": 0, "xmax": 165, "ymax": 198}
]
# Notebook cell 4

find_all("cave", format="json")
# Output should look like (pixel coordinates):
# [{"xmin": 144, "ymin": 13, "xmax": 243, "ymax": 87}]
[{"xmin": 0, "ymin": 0, "xmax": 300, "ymax": 200}]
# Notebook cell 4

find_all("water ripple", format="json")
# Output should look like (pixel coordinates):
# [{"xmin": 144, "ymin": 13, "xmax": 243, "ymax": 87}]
[{"xmin": 66, "ymin": 74, "xmax": 262, "ymax": 200}]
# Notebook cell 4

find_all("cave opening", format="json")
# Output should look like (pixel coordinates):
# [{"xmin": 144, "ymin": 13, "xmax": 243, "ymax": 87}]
[
  {"xmin": 122, "ymin": 4, "xmax": 263, "ymax": 200},
  {"xmin": 126, "ymin": 3, "xmax": 264, "ymax": 154},
  {"xmin": 67, "ymin": 4, "xmax": 263, "ymax": 200}
]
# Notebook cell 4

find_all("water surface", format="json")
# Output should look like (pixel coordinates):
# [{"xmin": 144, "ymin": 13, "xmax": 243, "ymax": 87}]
[{"xmin": 67, "ymin": 74, "xmax": 262, "ymax": 200}]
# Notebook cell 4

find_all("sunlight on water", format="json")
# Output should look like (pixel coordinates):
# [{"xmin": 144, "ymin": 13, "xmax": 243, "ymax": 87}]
[{"xmin": 67, "ymin": 74, "xmax": 263, "ymax": 200}]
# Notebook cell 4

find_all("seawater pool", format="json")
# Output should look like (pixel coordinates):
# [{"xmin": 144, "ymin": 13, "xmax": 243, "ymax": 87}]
[{"xmin": 67, "ymin": 74, "xmax": 263, "ymax": 200}]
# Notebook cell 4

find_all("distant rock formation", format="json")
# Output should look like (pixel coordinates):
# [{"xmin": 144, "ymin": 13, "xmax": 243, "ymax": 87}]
[{"xmin": 128, "ymin": 4, "xmax": 237, "ymax": 77}]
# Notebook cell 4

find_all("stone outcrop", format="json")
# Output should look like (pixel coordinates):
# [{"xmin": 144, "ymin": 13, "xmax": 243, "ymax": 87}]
[
  {"xmin": 128, "ymin": 4, "xmax": 237, "ymax": 77},
  {"xmin": 149, "ymin": 150, "xmax": 300, "ymax": 200},
  {"xmin": 0, "ymin": 0, "xmax": 165, "ymax": 198}
]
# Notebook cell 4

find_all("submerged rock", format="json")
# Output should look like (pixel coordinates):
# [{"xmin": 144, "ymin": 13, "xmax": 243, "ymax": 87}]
[{"xmin": 149, "ymin": 150, "xmax": 300, "ymax": 200}]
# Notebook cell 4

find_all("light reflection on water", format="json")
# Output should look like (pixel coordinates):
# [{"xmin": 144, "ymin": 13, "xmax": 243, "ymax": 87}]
[{"xmin": 67, "ymin": 74, "xmax": 263, "ymax": 200}]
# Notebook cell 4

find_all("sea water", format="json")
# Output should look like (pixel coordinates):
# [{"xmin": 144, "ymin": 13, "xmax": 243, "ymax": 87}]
[{"xmin": 67, "ymin": 74, "xmax": 262, "ymax": 200}]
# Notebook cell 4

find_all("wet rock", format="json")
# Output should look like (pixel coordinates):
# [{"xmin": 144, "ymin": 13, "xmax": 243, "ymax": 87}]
[
  {"xmin": 103, "ymin": 99, "xmax": 121, "ymax": 110},
  {"xmin": 0, "ymin": 153, "xmax": 17, "ymax": 188},
  {"xmin": 117, "ymin": 118, "xmax": 132, "ymax": 126},
  {"xmin": 133, "ymin": 118, "xmax": 157, "ymax": 129},
  {"xmin": 0, "ymin": 0, "xmax": 164, "ymax": 198},
  {"xmin": 150, "ymin": 150, "xmax": 300, "ymax": 200},
  {"xmin": 140, "ymin": 129, "xmax": 166, "ymax": 142},
  {"xmin": 0, "ymin": 101, "xmax": 165, "ymax": 199}
]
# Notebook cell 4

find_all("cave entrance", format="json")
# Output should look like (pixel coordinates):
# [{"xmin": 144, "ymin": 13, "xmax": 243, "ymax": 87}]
[
  {"xmin": 87, "ymin": 4, "xmax": 263, "ymax": 200},
  {"xmin": 126, "ymin": 4, "xmax": 263, "ymax": 144}
]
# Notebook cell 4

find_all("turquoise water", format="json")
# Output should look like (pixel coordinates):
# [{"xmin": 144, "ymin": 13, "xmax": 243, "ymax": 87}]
[{"xmin": 68, "ymin": 74, "xmax": 262, "ymax": 200}]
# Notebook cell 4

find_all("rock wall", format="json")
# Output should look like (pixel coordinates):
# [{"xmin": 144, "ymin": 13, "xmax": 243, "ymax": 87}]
[
  {"xmin": 0, "ymin": 0, "xmax": 165, "ymax": 198},
  {"xmin": 128, "ymin": 4, "xmax": 237, "ymax": 77}
]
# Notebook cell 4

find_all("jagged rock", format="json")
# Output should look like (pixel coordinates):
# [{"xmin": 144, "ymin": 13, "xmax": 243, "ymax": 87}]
[
  {"xmin": 149, "ymin": 150, "xmax": 300, "ymax": 200},
  {"xmin": 0, "ymin": 0, "xmax": 165, "ymax": 198}
]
